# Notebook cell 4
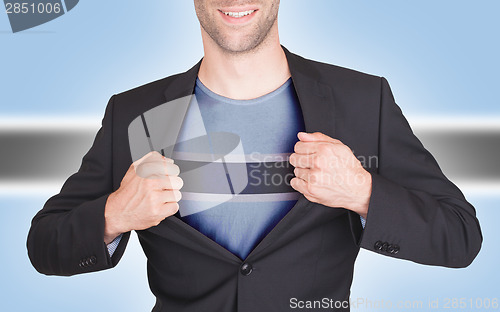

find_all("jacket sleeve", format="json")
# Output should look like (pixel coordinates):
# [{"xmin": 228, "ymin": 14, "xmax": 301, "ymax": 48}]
[
  {"xmin": 27, "ymin": 95, "xmax": 130, "ymax": 276},
  {"xmin": 351, "ymin": 77, "xmax": 482, "ymax": 268}
]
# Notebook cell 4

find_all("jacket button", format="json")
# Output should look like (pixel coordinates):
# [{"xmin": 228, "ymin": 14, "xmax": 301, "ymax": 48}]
[
  {"xmin": 381, "ymin": 242, "xmax": 389, "ymax": 252},
  {"xmin": 79, "ymin": 259, "xmax": 87, "ymax": 268},
  {"xmin": 89, "ymin": 256, "xmax": 97, "ymax": 265},
  {"xmin": 387, "ymin": 244, "xmax": 395, "ymax": 254},
  {"xmin": 393, "ymin": 245, "xmax": 400, "ymax": 254},
  {"xmin": 240, "ymin": 263, "xmax": 253, "ymax": 276},
  {"xmin": 374, "ymin": 241, "xmax": 383, "ymax": 251}
]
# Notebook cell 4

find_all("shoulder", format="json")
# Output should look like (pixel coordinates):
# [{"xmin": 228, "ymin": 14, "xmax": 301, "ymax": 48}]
[
  {"xmin": 288, "ymin": 51, "xmax": 383, "ymax": 91},
  {"xmin": 101, "ymin": 70, "xmax": 191, "ymax": 130},
  {"xmin": 106, "ymin": 62, "xmax": 199, "ymax": 125},
  {"xmin": 113, "ymin": 72, "xmax": 183, "ymax": 104}
]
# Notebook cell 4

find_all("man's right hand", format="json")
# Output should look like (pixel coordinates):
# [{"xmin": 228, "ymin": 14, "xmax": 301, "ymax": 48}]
[{"xmin": 103, "ymin": 151, "xmax": 183, "ymax": 244}]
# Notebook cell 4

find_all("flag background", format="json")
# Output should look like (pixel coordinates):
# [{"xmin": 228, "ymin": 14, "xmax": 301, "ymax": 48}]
[{"xmin": 1, "ymin": 1, "xmax": 498, "ymax": 311}]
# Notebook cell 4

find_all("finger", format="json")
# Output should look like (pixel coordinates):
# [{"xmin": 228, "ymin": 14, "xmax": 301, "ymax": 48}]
[
  {"xmin": 123, "ymin": 152, "xmax": 155, "ymax": 184},
  {"xmin": 164, "ymin": 163, "xmax": 180, "ymax": 176},
  {"xmin": 290, "ymin": 176, "xmax": 306, "ymax": 193},
  {"xmin": 293, "ymin": 167, "xmax": 310, "ymax": 181},
  {"xmin": 136, "ymin": 162, "xmax": 180, "ymax": 178},
  {"xmin": 294, "ymin": 141, "xmax": 336, "ymax": 155},
  {"xmin": 294, "ymin": 141, "xmax": 315, "ymax": 154},
  {"xmin": 290, "ymin": 177, "xmax": 318, "ymax": 201},
  {"xmin": 297, "ymin": 132, "xmax": 342, "ymax": 144},
  {"xmin": 157, "ymin": 189, "xmax": 182, "ymax": 202},
  {"xmin": 160, "ymin": 176, "xmax": 184, "ymax": 190},
  {"xmin": 294, "ymin": 167, "xmax": 325, "ymax": 186},
  {"xmin": 135, "ymin": 162, "xmax": 165, "ymax": 178},
  {"xmin": 289, "ymin": 153, "xmax": 315, "ymax": 168},
  {"xmin": 134, "ymin": 151, "xmax": 160, "ymax": 166},
  {"xmin": 161, "ymin": 202, "xmax": 180, "ymax": 217},
  {"xmin": 134, "ymin": 151, "xmax": 174, "ymax": 168}
]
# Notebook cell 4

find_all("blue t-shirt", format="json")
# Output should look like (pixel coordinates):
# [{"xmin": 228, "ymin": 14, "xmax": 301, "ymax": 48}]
[{"xmin": 173, "ymin": 77, "xmax": 305, "ymax": 260}]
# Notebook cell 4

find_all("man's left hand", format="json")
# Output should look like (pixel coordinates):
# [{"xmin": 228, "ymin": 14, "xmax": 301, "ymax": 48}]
[{"xmin": 289, "ymin": 132, "xmax": 372, "ymax": 219}]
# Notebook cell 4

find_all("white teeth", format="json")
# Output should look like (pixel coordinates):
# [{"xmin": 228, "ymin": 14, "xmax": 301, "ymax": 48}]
[{"xmin": 222, "ymin": 10, "xmax": 255, "ymax": 18}]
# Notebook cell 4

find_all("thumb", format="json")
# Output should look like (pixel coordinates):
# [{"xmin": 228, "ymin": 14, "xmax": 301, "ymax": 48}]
[
  {"xmin": 128, "ymin": 151, "xmax": 168, "ymax": 176},
  {"xmin": 297, "ymin": 132, "xmax": 340, "ymax": 143},
  {"xmin": 134, "ymin": 151, "xmax": 159, "ymax": 166}
]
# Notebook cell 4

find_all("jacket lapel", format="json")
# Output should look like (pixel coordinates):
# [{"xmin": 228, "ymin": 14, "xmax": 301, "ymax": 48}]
[
  {"xmin": 283, "ymin": 46, "xmax": 337, "ymax": 136},
  {"xmin": 156, "ymin": 47, "xmax": 338, "ymax": 261},
  {"xmin": 163, "ymin": 60, "xmax": 201, "ymax": 102}
]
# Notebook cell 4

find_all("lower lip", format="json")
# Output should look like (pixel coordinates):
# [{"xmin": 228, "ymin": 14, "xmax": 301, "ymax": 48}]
[{"xmin": 218, "ymin": 10, "xmax": 258, "ymax": 24}]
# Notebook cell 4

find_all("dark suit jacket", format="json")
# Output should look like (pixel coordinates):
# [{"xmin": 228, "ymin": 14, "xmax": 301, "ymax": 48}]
[{"xmin": 27, "ymin": 46, "xmax": 482, "ymax": 311}]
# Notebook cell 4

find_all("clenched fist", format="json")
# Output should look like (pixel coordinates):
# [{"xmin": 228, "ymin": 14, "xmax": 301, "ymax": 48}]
[
  {"xmin": 289, "ymin": 132, "xmax": 372, "ymax": 219},
  {"xmin": 104, "ymin": 151, "xmax": 183, "ymax": 244}
]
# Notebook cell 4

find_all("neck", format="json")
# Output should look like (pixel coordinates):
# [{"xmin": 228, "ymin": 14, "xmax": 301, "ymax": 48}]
[{"xmin": 198, "ymin": 25, "xmax": 291, "ymax": 100}]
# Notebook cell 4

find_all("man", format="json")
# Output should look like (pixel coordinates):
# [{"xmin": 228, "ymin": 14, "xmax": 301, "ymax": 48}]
[{"xmin": 27, "ymin": 0, "xmax": 482, "ymax": 311}]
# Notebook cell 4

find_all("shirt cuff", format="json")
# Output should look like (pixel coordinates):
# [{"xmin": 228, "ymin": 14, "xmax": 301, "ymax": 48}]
[
  {"xmin": 360, "ymin": 215, "xmax": 366, "ymax": 229},
  {"xmin": 106, "ymin": 234, "xmax": 123, "ymax": 257}
]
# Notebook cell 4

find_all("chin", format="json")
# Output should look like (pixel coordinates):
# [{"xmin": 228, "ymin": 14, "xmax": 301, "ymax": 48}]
[{"xmin": 219, "ymin": 37, "xmax": 260, "ymax": 54}]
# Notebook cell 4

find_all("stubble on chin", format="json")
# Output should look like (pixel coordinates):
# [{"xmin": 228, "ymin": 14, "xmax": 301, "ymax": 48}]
[{"xmin": 195, "ymin": 1, "xmax": 279, "ymax": 55}]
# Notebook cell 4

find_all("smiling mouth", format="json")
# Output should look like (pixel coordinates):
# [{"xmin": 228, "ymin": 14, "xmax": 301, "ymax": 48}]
[{"xmin": 219, "ymin": 9, "xmax": 257, "ymax": 18}]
